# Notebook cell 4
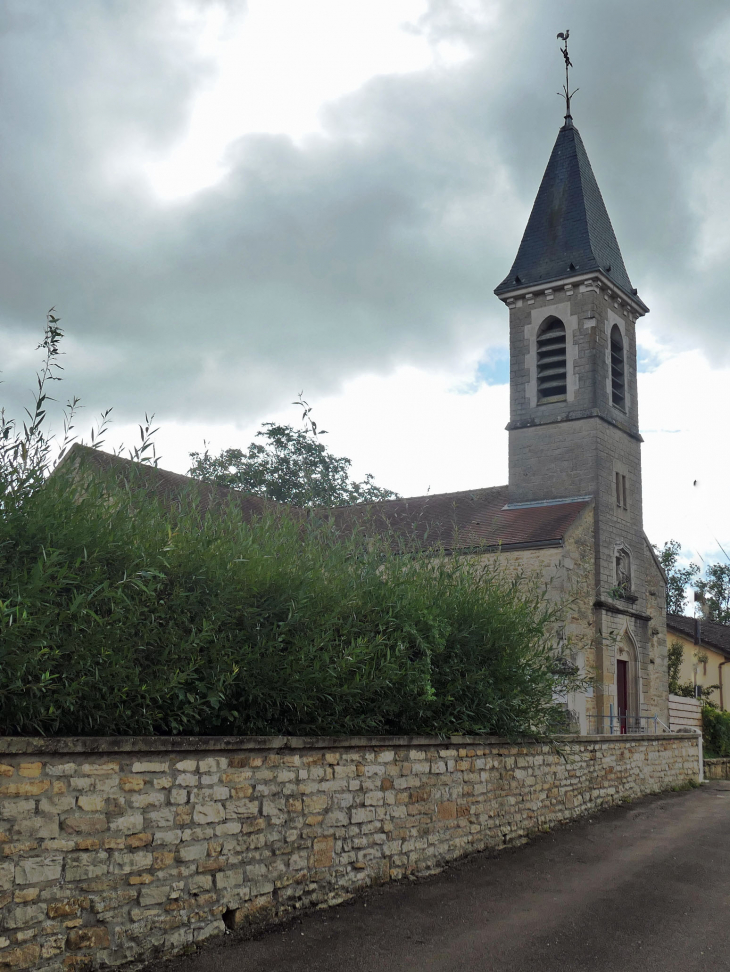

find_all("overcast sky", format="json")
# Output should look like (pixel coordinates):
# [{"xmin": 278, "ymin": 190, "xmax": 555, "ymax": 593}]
[{"xmin": 1, "ymin": 0, "xmax": 729, "ymax": 575}]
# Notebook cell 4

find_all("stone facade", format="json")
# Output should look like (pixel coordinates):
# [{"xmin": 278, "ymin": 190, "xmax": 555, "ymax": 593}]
[
  {"xmin": 478, "ymin": 502, "xmax": 597, "ymax": 729},
  {"xmin": 477, "ymin": 505, "xmax": 669, "ymax": 731},
  {"xmin": 0, "ymin": 733, "xmax": 699, "ymax": 970}
]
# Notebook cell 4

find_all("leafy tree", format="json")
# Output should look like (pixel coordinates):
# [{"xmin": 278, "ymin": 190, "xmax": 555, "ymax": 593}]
[
  {"xmin": 189, "ymin": 397, "xmax": 397, "ymax": 507},
  {"xmin": 654, "ymin": 540, "xmax": 699, "ymax": 615},
  {"xmin": 695, "ymin": 563, "xmax": 730, "ymax": 624},
  {"xmin": 667, "ymin": 639, "xmax": 685, "ymax": 695}
]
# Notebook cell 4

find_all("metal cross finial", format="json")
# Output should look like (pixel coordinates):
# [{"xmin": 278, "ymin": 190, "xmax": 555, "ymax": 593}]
[{"xmin": 557, "ymin": 30, "xmax": 578, "ymax": 125}]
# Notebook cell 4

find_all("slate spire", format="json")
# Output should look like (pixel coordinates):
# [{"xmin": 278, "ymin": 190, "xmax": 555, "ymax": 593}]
[{"xmin": 495, "ymin": 122, "xmax": 641, "ymax": 305}]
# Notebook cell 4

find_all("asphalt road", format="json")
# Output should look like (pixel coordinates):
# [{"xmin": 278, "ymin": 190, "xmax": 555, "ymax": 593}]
[{"xmin": 166, "ymin": 782, "xmax": 730, "ymax": 972}]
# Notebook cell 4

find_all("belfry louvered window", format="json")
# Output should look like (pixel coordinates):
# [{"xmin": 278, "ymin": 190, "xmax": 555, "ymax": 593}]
[
  {"xmin": 536, "ymin": 318, "xmax": 567, "ymax": 401},
  {"xmin": 610, "ymin": 324, "xmax": 625, "ymax": 410}
]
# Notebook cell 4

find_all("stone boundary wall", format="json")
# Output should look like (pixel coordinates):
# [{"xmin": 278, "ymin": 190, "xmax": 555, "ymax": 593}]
[
  {"xmin": 704, "ymin": 757, "xmax": 730, "ymax": 780},
  {"xmin": 0, "ymin": 733, "xmax": 699, "ymax": 971}
]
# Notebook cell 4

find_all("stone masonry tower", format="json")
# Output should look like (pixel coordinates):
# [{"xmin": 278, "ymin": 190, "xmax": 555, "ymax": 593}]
[{"xmin": 494, "ymin": 106, "xmax": 663, "ymax": 728}]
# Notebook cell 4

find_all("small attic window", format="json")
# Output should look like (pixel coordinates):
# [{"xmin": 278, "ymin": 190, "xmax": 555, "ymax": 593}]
[
  {"xmin": 514, "ymin": 275, "xmax": 521, "ymax": 285},
  {"xmin": 610, "ymin": 324, "xmax": 626, "ymax": 410},
  {"xmin": 536, "ymin": 318, "xmax": 567, "ymax": 402}
]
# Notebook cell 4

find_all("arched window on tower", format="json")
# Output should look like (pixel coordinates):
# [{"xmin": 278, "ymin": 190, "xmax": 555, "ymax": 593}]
[
  {"xmin": 536, "ymin": 318, "xmax": 567, "ymax": 402},
  {"xmin": 610, "ymin": 324, "xmax": 625, "ymax": 410}
]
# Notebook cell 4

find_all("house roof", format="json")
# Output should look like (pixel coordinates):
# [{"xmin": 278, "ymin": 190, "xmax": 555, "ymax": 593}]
[
  {"xmin": 58, "ymin": 445, "xmax": 592, "ymax": 555},
  {"xmin": 667, "ymin": 614, "xmax": 730, "ymax": 659},
  {"xmin": 495, "ymin": 122, "xmax": 645, "ymax": 309}
]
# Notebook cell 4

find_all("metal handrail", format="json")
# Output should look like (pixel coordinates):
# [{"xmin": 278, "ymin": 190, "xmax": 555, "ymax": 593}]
[{"xmin": 587, "ymin": 712, "xmax": 662, "ymax": 735}]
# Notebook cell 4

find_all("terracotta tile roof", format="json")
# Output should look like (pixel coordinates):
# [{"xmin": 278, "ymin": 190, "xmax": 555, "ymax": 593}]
[
  {"xmin": 56, "ymin": 444, "xmax": 283, "ymax": 521},
  {"xmin": 57, "ymin": 445, "xmax": 591, "ymax": 553},
  {"xmin": 330, "ymin": 488, "xmax": 591, "ymax": 553},
  {"xmin": 667, "ymin": 614, "xmax": 730, "ymax": 659}
]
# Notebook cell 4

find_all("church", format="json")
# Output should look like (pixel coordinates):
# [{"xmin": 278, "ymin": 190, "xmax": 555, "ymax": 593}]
[
  {"xmin": 67, "ymin": 91, "xmax": 671, "ymax": 735},
  {"xmin": 490, "ymin": 96, "xmax": 670, "ymax": 732},
  {"xmin": 334, "ymin": 92, "xmax": 671, "ymax": 732}
]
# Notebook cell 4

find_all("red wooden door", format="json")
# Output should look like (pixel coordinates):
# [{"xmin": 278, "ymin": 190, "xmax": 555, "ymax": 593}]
[{"xmin": 617, "ymin": 659, "xmax": 628, "ymax": 734}]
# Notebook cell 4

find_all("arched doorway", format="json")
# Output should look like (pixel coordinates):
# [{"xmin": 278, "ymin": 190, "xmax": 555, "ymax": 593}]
[{"xmin": 616, "ymin": 631, "xmax": 640, "ymax": 732}]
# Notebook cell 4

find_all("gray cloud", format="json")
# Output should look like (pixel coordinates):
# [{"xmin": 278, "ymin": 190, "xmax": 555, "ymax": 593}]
[{"xmin": 1, "ymin": 0, "xmax": 729, "ymax": 429}]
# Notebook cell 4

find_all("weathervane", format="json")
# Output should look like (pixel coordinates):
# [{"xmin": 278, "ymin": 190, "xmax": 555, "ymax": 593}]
[{"xmin": 557, "ymin": 30, "xmax": 578, "ymax": 125}]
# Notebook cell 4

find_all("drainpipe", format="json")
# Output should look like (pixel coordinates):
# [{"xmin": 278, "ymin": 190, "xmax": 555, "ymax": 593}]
[
  {"xmin": 698, "ymin": 729, "xmax": 704, "ymax": 783},
  {"xmin": 720, "ymin": 660, "xmax": 729, "ymax": 712}
]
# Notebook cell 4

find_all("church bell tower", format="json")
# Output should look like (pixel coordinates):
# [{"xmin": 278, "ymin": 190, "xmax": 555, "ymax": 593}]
[{"xmin": 494, "ymin": 55, "xmax": 663, "ymax": 727}]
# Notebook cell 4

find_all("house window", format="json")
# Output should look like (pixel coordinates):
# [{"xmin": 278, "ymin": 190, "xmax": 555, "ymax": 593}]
[
  {"xmin": 536, "ymin": 318, "xmax": 567, "ymax": 402},
  {"xmin": 615, "ymin": 472, "xmax": 621, "ymax": 507},
  {"xmin": 610, "ymin": 324, "xmax": 626, "ymax": 410},
  {"xmin": 622, "ymin": 474, "xmax": 627, "ymax": 510}
]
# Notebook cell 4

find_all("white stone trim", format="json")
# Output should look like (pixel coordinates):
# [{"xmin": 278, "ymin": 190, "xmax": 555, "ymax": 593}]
[
  {"xmin": 497, "ymin": 270, "xmax": 648, "ymax": 317},
  {"xmin": 616, "ymin": 622, "xmax": 643, "ymax": 717}
]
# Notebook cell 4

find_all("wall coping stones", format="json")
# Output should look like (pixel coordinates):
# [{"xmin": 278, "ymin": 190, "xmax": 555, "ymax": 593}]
[{"xmin": 0, "ymin": 732, "xmax": 697, "ymax": 754}]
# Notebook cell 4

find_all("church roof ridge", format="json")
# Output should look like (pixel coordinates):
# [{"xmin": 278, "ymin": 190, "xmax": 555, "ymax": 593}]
[
  {"xmin": 495, "ymin": 122, "xmax": 638, "ymax": 304},
  {"xmin": 327, "ymin": 483, "xmax": 508, "ymax": 511},
  {"xmin": 56, "ymin": 447, "xmax": 587, "ymax": 554}
]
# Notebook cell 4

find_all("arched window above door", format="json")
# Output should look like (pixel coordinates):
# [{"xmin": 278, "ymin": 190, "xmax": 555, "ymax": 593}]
[{"xmin": 536, "ymin": 318, "xmax": 567, "ymax": 402}]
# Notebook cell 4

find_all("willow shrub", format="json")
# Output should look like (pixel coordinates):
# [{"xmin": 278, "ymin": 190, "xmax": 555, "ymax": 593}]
[{"xmin": 0, "ymin": 464, "xmax": 577, "ymax": 738}]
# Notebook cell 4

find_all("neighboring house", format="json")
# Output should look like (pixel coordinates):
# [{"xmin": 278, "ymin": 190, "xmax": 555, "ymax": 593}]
[
  {"xmin": 667, "ymin": 614, "xmax": 730, "ymax": 710},
  {"xmin": 60, "ymin": 98, "xmax": 671, "ymax": 734}
]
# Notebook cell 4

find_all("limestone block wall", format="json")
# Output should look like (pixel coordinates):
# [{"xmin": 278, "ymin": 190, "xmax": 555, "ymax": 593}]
[
  {"xmin": 479, "ymin": 505, "xmax": 597, "ymax": 730},
  {"xmin": 0, "ymin": 733, "xmax": 699, "ymax": 971}
]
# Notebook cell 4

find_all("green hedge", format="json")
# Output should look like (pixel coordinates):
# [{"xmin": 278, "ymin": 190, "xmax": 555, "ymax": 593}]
[
  {"xmin": 702, "ymin": 705, "xmax": 730, "ymax": 758},
  {"xmin": 0, "ymin": 463, "xmax": 577, "ymax": 737}
]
